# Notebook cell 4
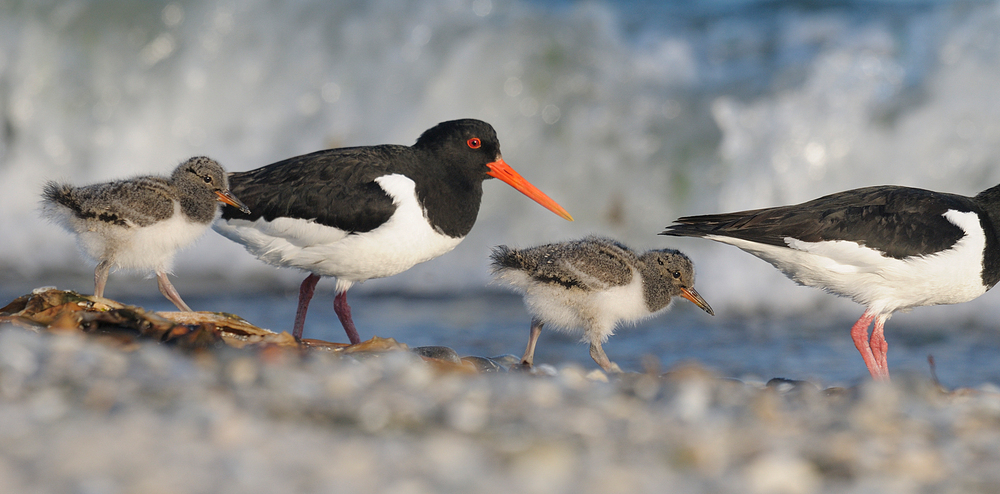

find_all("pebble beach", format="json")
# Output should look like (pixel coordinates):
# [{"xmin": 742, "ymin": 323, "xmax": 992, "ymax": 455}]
[{"xmin": 0, "ymin": 290, "xmax": 998, "ymax": 494}]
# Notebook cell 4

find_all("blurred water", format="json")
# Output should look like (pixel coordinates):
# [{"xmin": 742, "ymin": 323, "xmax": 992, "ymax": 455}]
[
  {"xmin": 5, "ymin": 282, "xmax": 993, "ymax": 386},
  {"xmin": 3, "ymin": 0, "xmax": 1000, "ymax": 383}
]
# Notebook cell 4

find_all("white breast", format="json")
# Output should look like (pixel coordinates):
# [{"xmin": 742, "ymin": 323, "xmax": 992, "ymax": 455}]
[
  {"xmin": 709, "ymin": 209, "xmax": 989, "ymax": 314},
  {"xmin": 213, "ymin": 174, "xmax": 465, "ymax": 291}
]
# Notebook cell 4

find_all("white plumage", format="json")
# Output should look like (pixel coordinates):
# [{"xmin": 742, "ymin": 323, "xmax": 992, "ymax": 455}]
[
  {"xmin": 214, "ymin": 174, "xmax": 464, "ymax": 293},
  {"xmin": 46, "ymin": 200, "xmax": 209, "ymax": 274},
  {"xmin": 705, "ymin": 209, "xmax": 988, "ymax": 315}
]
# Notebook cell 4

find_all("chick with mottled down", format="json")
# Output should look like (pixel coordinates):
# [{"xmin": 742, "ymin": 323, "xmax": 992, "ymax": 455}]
[
  {"xmin": 490, "ymin": 235, "xmax": 714, "ymax": 372},
  {"xmin": 41, "ymin": 156, "xmax": 249, "ymax": 311}
]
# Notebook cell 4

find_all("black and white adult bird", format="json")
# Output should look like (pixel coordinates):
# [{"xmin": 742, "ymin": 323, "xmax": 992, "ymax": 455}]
[
  {"xmin": 41, "ymin": 156, "xmax": 250, "ymax": 311},
  {"xmin": 490, "ymin": 235, "xmax": 714, "ymax": 373},
  {"xmin": 662, "ymin": 184, "xmax": 1000, "ymax": 381},
  {"xmin": 213, "ymin": 119, "xmax": 574, "ymax": 344}
]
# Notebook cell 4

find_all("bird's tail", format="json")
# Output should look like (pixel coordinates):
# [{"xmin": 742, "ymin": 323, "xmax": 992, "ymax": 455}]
[
  {"xmin": 41, "ymin": 181, "xmax": 76, "ymax": 209},
  {"xmin": 489, "ymin": 245, "xmax": 533, "ymax": 273}
]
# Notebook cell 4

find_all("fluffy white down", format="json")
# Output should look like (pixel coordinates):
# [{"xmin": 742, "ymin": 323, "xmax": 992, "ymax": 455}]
[
  {"xmin": 45, "ymin": 200, "xmax": 210, "ymax": 273},
  {"xmin": 494, "ymin": 267, "xmax": 669, "ymax": 345},
  {"xmin": 212, "ymin": 174, "xmax": 464, "ymax": 292},
  {"xmin": 708, "ymin": 209, "xmax": 989, "ymax": 314}
]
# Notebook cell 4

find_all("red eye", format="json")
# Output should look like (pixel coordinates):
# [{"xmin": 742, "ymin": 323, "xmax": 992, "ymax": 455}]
[{"xmin": 467, "ymin": 138, "xmax": 481, "ymax": 149}]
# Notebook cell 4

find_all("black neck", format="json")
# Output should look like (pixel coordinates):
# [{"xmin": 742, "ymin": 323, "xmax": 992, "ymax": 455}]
[
  {"xmin": 411, "ymin": 152, "xmax": 486, "ymax": 238},
  {"xmin": 974, "ymin": 183, "xmax": 1000, "ymax": 287}
]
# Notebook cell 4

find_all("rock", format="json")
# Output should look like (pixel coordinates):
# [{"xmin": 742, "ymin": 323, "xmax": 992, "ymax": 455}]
[
  {"xmin": 489, "ymin": 354, "xmax": 522, "ymax": 369},
  {"xmin": 461, "ymin": 356, "xmax": 505, "ymax": 373},
  {"xmin": 412, "ymin": 345, "xmax": 462, "ymax": 363}
]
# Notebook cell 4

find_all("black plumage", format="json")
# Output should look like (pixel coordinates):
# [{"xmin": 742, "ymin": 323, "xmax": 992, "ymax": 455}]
[
  {"xmin": 222, "ymin": 119, "xmax": 505, "ymax": 238},
  {"xmin": 213, "ymin": 119, "xmax": 572, "ymax": 344},
  {"xmin": 662, "ymin": 182, "xmax": 1000, "ymax": 380},
  {"xmin": 666, "ymin": 186, "xmax": 975, "ymax": 259}
]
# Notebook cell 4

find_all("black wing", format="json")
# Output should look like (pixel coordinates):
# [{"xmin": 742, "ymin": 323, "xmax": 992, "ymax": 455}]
[
  {"xmin": 662, "ymin": 186, "xmax": 975, "ymax": 259},
  {"xmin": 221, "ymin": 145, "xmax": 412, "ymax": 233}
]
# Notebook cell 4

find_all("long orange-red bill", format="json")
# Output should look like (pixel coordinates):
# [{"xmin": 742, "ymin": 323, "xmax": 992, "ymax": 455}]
[
  {"xmin": 680, "ymin": 287, "xmax": 714, "ymax": 316},
  {"xmin": 486, "ymin": 157, "xmax": 573, "ymax": 221},
  {"xmin": 215, "ymin": 189, "xmax": 251, "ymax": 214}
]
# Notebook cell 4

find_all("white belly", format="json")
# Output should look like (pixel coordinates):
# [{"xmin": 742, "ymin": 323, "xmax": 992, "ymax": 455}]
[
  {"xmin": 213, "ymin": 174, "xmax": 465, "ymax": 289},
  {"xmin": 496, "ymin": 267, "xmax": 661, "ymax": 345},
  {"xmin": 709, "ymin": 209, "xmax": 989, "ymax": 314},
  {"xmin": 53, "ymin": 201, "xmax": 209, "ymax": 272}
]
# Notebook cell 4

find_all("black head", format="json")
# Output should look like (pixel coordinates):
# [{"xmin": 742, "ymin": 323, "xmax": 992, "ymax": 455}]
[
  {"xmin": 413, "ymin": 119, "xmax": 573, "ymax": 222},
  {"xmin": 413, "ymin": 119, "xmax": 502, "ymax": 171}
]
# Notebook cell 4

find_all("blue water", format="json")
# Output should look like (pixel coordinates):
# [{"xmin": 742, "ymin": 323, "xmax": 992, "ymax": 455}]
[{"xmin": 3, "ymin": 0, "xmax": 1000, "ymax": 385}]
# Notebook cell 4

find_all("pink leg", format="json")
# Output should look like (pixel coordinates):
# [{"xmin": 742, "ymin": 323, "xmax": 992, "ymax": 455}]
[
  {"xmin": 293, "ymin": 274, "xmax": 320, "ymax": 340},
  {"xmin": 869, "ymin": 315, "xmax": 890, "ymax": 381},
  {"xmin": 333, "ymin": 291, "xmax": 361, "ymax": 345},
  {"xmin": 849, "ymin": 310, "xmax": 890, "ymax": 381}
]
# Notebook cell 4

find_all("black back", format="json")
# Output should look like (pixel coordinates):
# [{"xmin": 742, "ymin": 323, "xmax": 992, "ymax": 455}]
[
  {"xmin": 221, "ymin": 119, "xmax": 504, "ymax": 238},
  {"xmin": 663, "ymin": 184, "xmax": 1000, "ymax": 288},
  {"xmin": 663, "ymin": 186, "xmax": 978, "ymax": 258}
]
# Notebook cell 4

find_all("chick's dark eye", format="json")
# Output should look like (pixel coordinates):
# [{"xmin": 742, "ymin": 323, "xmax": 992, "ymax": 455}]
[
  {"xmin": 467, "ymin": 138, "xmax": 481, "ymax": 149},
  {"xmin": 203, "ymin": 176, "xmax": 213, "ymax": 184},
  {"xmin": 673, "ymin": 271, "xmax": 681, "ymax": 279}
]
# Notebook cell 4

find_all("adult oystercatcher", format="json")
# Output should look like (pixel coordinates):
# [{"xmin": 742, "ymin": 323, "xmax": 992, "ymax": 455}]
[
  {"xmin": 41, "ymin": 156, "xmax": 250, "ymax": 311},
  {"xmin": 214, "ymin": 119, "xmax": 573, "ymax": 344},
  {"xmin": 490, "ymin": 235, "xmax": 714, "ymax": 372},
  {"xmin": 661, "ymin": 184, "xmax": 1000, "ymax": 380}
]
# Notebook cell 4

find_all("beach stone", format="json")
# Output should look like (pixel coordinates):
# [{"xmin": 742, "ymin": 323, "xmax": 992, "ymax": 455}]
[
  {"xmin": 412, "ymin": 346, "xmax": 461, "ymax": 364},
  {"xmin": 461, "ymin": 356, "xmax": 504, "ymax": 373},
  {"xmin": 767, "ymin": 377, "xmax": 819, "ymax": 392},
  {"xmin": 745, "ymin": 453, "xmax": 821, "ymax": 494},
  {"xmin": 535, "ymin": 364, "xmax": 558, "ymax": 377},
  {"xmin": 489, "ymin": 354, "xmax": 522, "ymax": 369}
]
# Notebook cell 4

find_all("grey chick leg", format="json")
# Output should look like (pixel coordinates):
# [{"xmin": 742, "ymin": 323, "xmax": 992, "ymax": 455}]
[
  {"xmin": 589, "ymin": 340, "xmax": 622, "ymax": 373},
  {"xmin": 156, "ymin": 270, "xmax": 193, "ymax": 312},
  {"xmin": 520, "ymin": 317, "xmax": 544, "ymax": 367},
  {"xmin": 94, "ymin": 260, "xmax": 111, "ymax": 298}
]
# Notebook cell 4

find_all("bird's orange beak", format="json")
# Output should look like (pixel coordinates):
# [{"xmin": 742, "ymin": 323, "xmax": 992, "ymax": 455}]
[
  {"xmin": 215, "ymin": 190, "xmax": 251, "ymax": 214},
  {"xmin": 680, "ymin": 287, "xmax": 714, "ymax": 316},
  {"xmin": 486, "ymin": 157, "xmax": 573, "ymax": 221}
]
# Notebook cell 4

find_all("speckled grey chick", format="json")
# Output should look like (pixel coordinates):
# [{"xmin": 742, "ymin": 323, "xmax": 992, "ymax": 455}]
[
  {"xmin": 41, "ymin": 156, "xmax": 250, "ymax": 311},
  {"xmin": 490, "ymin": 235, "xmax": 714, "ymax": 372}
]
